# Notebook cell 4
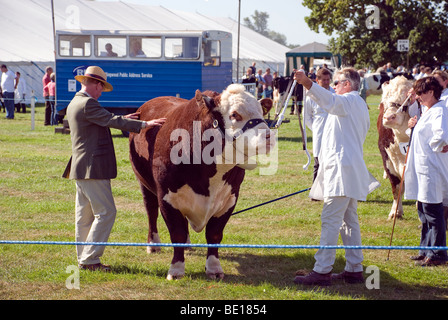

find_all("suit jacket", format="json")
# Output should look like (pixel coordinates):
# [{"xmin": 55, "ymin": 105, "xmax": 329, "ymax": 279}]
[{"xmin": 64, "ymin": 92, "xmax": 143, "ymax": 180}]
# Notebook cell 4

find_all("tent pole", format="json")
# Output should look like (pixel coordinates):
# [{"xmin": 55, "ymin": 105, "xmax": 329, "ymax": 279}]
[{"xmin": 236, "ymin": 0, "xmax": 241, "ymax": 83}]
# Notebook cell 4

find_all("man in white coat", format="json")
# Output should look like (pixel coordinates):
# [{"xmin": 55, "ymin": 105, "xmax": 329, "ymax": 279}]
[{"xmin": 293, "ymin": 67, "xmax": 376, "ymax": 286}]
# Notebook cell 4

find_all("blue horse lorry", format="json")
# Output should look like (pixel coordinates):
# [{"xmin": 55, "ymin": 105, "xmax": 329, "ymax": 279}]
[{"xmin": 55, "ymin": 30, "xmax": 233, "ymax": 120}]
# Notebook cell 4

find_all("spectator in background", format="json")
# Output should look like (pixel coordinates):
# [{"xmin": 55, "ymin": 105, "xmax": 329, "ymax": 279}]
[
  {"xmin": 249, "ymin": 62, "xmax": 256, "ymax": 76},
  {"xmin": 423, "ymin": 66, "xmax": 433, "ymax": 78},
  {"xmin": 242, "ymin": 67, "xmax": 256, "ymax": 83},
  {"xmin": 263, "ymin": 68, "xmax": 273, "ymax": 98},
  {"xmin": 43, "ymin": 66, "xmax": 53, "ymax": 125},
  {"xmin": 412, "ymin": 67, "xmax": 419, "ymax": 80},
  {"xmin": 386, "ymin": 62, "xmax": 395, "ymax": 74},
  {"xmin": 14, "ymin": 71, "xmax": 27, "ymax": 113},
  {"xmin": 1, "ymin": 64, "xmax": 16, "ymax": 119},
  {"xmin": 433, "ymin": 70, "xmax": 448, "ymax": 106},
  {"xmin": 308, "ymin": 67, "xmax": 317, "ymax": 82},
  {"xmin": 105, "ymin": 43, "xmax": 118, "ymax": 57},
  {"xmin": 44, "ymin": 72, "xmax": 56, "ymax": 125},
  {"xmin": 357, "ymin": 69, "xmax": 369, "ymax": 101},
  {"xmin": 255, "ymin": 69, "xmax": 265, "ymax": 100}
]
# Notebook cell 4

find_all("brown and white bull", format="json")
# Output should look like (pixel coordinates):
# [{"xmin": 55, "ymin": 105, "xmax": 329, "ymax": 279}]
[
  {"xmin": 129, "ymin": 84, "xmax": 274, "ymax": 280},
  {"xmin": 377, "ymin": 76, "xmax": 414, "ymax": 219}
]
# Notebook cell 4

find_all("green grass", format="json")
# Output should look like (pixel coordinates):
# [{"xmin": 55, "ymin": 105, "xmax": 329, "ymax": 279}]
[{"xmin": 0, "ymin": 100, "xmax": 447, "ymax": 300}]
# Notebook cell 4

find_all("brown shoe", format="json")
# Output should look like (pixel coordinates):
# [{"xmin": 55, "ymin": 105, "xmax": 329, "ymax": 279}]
[
  {"xmin": 410, "ymin": 255, "xmax": 425, "ymax": 261},
  {"xmin": 331, "ymin": 270, "xmax": 364, "ymax": 284},
  {"xmin": 294, "ymin": 271, "xmax": 331, "ymax": 286},
  {"xmin": 415, "ymin": 257, "xmax": 446, "ymax": 267},
  {"xmin": 79, "ymin": 263, "xmax": 112, "ymax": 272}
]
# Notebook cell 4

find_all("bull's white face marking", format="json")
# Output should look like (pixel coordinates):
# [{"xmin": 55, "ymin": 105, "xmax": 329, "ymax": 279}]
[
  {"xmin": 381, "ymin": 76, "xmax": 413, "ymax": 138},
  {"xmin": 162, "ymin": 165, "xmax": 236, "ymax": 232},
  {"xmin": 219, "ymin": 84, "xmax": 274, "ymax": 158},
  {"xmin": 382, "ymin": 106, "xmax": 409, "ymax": 130}
]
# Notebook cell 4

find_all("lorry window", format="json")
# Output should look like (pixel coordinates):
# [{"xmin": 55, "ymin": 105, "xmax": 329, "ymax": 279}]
[
  {"xmin": 59, "ymin": 35, "xmax": 91, "ymax": 57},
  {"xmin": 95, "ymin": 36, "xmax": 126, "ymax": 57},
  {"xmin": 203, "ymin": 40, "xmax": 221, "ymax": 67},
  {"xmin": 165, "ymin": 37, "xmax": 199, "ymax": 59},
  {"xmin": 129, "ymin": 36, "xmax": 162, "ymax": 58}
]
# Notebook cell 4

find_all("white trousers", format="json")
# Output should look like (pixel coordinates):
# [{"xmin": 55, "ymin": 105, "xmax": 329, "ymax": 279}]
[
  {"xmin": 75, "ymin": 179, "xmax": 116, "ymax": 265},
  {"xmin": 313, "ymin": 196, "xmax": 364, "ymax": 274}
]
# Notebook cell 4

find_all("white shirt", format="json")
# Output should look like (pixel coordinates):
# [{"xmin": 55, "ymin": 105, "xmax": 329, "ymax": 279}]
[
  {"xmin": 304, "ymin": 86, "xmax": 335, "ymax": 156},
  {"xmin": 307, "ymin": 84, "xmax": 376, "ymax": 201},
  {"xmin": 15, "ymin": 78, "xmax": 27, "ymax": 103},
  {"xmin": 1, "ymin": 70, "xmax": 15, "ymax": 93},
  {"xmin": 404, "ymin": 101, "xmax": 448, "ymax": 205}
]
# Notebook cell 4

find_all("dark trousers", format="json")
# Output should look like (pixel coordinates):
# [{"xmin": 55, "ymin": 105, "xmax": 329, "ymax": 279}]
[
  {"xmin": 15, "ymin": 103, "xmax": 26, "ymax": 113},
  {"xmin": 44, "ymin": 96, "xmax": 52, "ymax": 125},
  {"xmin": 4, "ymin": 92, "xmax": 14, "ymax": 119},
  {"xmin": 417, "ymin": 201, "xmax": 447, "ymax": 261}
]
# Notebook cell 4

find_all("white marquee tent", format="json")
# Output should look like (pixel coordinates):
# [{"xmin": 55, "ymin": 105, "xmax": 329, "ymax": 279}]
[{"xmin": 1, "ymin": 0, "xmax": 290, "ymax": 102}]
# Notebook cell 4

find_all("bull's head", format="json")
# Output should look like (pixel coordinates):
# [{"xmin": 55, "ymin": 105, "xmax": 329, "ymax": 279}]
[
  {"xmin": 381, "ymin": 76, "xmax": 413, "ymax": 130},
  {"xmin": 196, "ymin": 84, "xmax": 275, "ymax": 167}
]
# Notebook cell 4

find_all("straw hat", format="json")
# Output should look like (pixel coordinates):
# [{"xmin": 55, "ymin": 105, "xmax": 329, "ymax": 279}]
[{"xmin": 75, "ymin": 66, "xmax": 113, "ymax": 92}]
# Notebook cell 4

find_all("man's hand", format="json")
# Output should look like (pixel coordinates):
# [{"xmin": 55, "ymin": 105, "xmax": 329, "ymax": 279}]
[
  {"xmin": 142, "ymin": 118, "xmax": 167, "ymax": 129},
  {"xmin": 124, "ymin": 112, "xmax": 140, "ymax": 120},
  {"xmin": 293, "ymin": 69, "xmax": 313, "ymax": 90}
]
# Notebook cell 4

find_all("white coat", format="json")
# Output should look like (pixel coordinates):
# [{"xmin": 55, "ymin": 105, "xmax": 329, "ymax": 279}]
[
  {"xmin": 305, "ymin": 87, "xmax": 335, "ymax": 156},
  {"xmin": 404, "ymin": 101, "xmax": 448, "ymax": 205},
  {"xmin": 307, "ymin": 84, "xmax": 377, "ymax": 201}
]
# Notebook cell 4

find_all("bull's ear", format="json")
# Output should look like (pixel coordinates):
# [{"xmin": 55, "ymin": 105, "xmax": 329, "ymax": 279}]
[
  {"xmin": 195, "ymin": 89, "xmax": 216, "ymax": 111},
  {"xmin": 260, "ymin": 98, "xmax": 273, "ymax": 116}
]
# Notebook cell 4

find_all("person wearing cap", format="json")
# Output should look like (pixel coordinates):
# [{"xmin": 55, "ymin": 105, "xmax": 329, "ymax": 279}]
[
  {"xmin": 63, "ymin": 66, "xmax": 166, "ymax": 272},
  {"xmin": 293, "ymin": 67, "xmax": 376, "ymax": 286}
]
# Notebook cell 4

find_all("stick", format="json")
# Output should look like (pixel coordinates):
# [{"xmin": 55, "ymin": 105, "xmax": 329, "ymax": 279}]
[
  {"xmin": 274, "ymin": 80, "xmax": 297, "ymax": 128},
  {"xmin": 387, "ymin": 94, "xmax": 414, "ymax": 260}
]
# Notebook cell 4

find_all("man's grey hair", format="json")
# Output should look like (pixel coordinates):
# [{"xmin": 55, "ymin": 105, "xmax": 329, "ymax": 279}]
[{"xmin": 334, "ymin": 67, "xmax": 361, "ymax": 91}]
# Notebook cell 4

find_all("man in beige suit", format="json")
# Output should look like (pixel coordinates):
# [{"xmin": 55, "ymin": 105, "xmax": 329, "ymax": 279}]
[{"xmin": 64, "ymin": 66, "xmax": 165, "ymax": 272}]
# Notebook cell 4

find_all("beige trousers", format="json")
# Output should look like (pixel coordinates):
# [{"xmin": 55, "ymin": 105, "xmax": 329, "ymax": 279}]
[
  {"xmin": 75, "ymin": 179, "xmax": 116, "ymax": 265},
  {"xmin": 313, "ymin": 196, "xmax": 364, "ymax": 274}
]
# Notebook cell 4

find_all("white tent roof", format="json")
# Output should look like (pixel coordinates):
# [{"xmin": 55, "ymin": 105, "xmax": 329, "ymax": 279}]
[{"xmin": 1, "ymin": 0, "xmax": 289, "ymax": 64}]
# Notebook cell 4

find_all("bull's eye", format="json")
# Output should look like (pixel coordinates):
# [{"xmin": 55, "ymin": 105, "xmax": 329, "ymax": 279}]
[{"xmin": 229, "ymin": 111, "xmax": 243, "ymax": 121}]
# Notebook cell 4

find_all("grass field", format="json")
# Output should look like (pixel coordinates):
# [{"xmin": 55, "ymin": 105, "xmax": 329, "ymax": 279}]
[{"xmin": 0, "ymin": 96, "xmax": 447, "ymax": 301}]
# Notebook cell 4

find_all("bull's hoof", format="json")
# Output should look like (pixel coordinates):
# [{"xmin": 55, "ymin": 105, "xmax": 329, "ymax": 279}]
[
  {"xmin": 167, "ymin": 273, "xmax": 184, "ymax": 281},
  {"xmin": 167, "ymin": 261, "xmax": 185, "ymax": 281},
  {"xmin": 205, "ymin": 255, "xmax": 224, "ymax": 281},
  {"xmin": 147, "ymin": 245, "xmax": 161, "ymax": 254},
  {"xmin": 147, "ymin": 233, "xmax": 161, "ymax": 253},
  {"xmin": 206, "ymin": 271, "xmax": 224, "ymax": 280},
  {"xmin": 388, "ymin": 213, "xmax": 403, "ymax": 220}
]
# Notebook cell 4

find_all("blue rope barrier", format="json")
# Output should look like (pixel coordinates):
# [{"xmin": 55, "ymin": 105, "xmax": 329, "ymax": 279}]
[{"xmin": 0, "ymin": 240, "xmax": 447, "ymax": 251}]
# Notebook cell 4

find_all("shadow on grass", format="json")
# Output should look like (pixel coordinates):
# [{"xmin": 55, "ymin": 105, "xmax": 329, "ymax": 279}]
[{"xmin": 178, "ymin": 250, "xmax": 448, "ymax": 300}]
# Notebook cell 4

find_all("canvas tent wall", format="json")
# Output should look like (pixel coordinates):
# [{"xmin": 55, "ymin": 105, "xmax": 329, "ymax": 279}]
[
  {"xmin": 285, "ymin": 42, "xmax": 341, "ymax": 75},
  {"xmin": 1, "ymin": 0, "xmax": 290, "ymax": 103}
]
